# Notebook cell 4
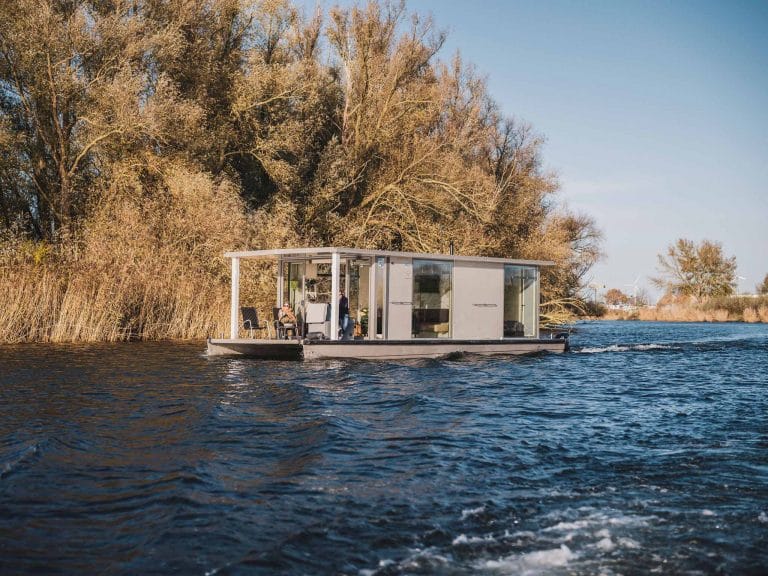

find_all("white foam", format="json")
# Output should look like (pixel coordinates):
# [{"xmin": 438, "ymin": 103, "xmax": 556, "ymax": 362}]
[
  {"xmin": 402, "ymin": 549, "xmax": 449, "ymax": 569},
  {"xmin": 503, "ymin": 530, "xmax": 537, "ymax": 540},
  {"xmin": 452, "ymin": 533, "xmax": 497, "ymax": 545},
  {"xmin": 595, "ymin": 537, "xmax": 615, "ymax": 552},
  {"xmin": 618, "ymin": 537, "xmax": 641, "ymax": 549},
  {"xmin": 545, "ymin": 519, "xmax": 593, "ymax": 532},
  {"xmin": 575, "ymin": 343, "xmax": 677, "ymax": 354},
  {"xmin": 701, "ymin": 509, "xmax": 716, "ymax": 516},
  {"xmin": 543, "ymin": 510, "xmax": 652, "ymax": 552},
  {"xmin": 460, "ymin": 505, "xmax": 486, "ymax": 520},
  {"xmin": 482, "ymin": 545, "xmax": 575, "ymax": 574},
  {"xmin": 576, "ymin": 345, "xmax": 630, "ymax": 354},
  {"xmin": 758, "ymin": 511, "xmax": 768, "ymax": 523},
  {"xmin": 635, "ymin": 343, "xmax": 676, "ymax": 351}
]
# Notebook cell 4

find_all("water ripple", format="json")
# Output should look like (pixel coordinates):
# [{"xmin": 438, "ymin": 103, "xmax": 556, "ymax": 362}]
[{"xmin": 1, "ymin": 323, "xmax": 767, "ymax": 574}]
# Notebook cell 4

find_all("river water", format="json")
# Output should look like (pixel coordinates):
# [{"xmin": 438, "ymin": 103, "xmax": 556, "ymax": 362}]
[{"xmin": 1, "ymin": 321, "xmax": 766, "ymax": 574}]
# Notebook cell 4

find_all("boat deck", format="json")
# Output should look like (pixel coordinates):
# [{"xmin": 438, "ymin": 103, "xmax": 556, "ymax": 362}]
[
  {"xmin": 207, "ymin": 337, "xmax": 567, "ymax": 360},
  {"xmin": 207, "ymin": 339, "xmax": 302, "ymax": 360}
]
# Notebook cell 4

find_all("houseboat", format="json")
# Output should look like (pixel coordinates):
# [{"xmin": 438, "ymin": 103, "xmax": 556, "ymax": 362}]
[{"xmin": 206, "ymin": 247, "xmax": 568, "ymax": 360}]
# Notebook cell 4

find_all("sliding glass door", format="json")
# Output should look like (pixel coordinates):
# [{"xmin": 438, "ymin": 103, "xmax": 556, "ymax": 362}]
[
  {"xmin": 412, "ymin": 259, "xmax": 452, "ymax": 338},
  {"xmin": 503, "ymin": 265, "xmax": 537, "ymax": 337}
]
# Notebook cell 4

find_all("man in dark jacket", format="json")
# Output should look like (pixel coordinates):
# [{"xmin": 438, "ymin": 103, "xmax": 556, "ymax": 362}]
[{"xmin": 339, "ymin": 290, "xmax": 350, "ymax": 337}]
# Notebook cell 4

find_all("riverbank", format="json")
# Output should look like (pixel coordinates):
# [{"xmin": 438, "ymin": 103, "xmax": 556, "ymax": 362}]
[{"xmin": 598, "ymin": 296, "xmax": 768, "ymax": 323}]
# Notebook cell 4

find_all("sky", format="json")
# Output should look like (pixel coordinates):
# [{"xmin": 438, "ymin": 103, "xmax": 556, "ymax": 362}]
[{"xmin": 304, "ymin": 0, "xmax": 768, "ymax": 300}]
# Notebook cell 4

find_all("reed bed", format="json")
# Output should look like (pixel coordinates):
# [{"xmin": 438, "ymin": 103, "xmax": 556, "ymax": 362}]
[
  {"xmin": 0, "ymin": 254, "xmax": 232, "ymax": 343},
  {"xmin": 601, "ymin": 295, "xmax": 768, "ymax": 323},
  {"xmin": 0, "ymin": 167, "xmax": 294, "ymax": 343}
]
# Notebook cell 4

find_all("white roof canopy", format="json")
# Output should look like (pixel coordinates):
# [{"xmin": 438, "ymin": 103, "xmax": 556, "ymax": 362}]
[{"xmin": 224, "ymin": 246, "xmax": 554, "ymax": 267}]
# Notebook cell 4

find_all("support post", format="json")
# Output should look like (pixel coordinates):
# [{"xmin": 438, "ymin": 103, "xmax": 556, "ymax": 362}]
[
  {"xmin": 277, "ymin": 257, "xmax": 283, "ymax": 308},
  {"xmin": 534, "ymin": 267, "xmax": 540, "ymax": 339},
  {"xmin": 345, "ymin": 262, "xmax": 350, "ymax": 297},
  {"xmin": 230, "ymin": 257, "xmax": 240, "ymax": 339},
  {"xmin": 368, "ymin": 261, "xmax": 376, "ymax": 340},
  {"xmin": 331, "ymin": 252, "xmax": 340, "ymax": 340}
]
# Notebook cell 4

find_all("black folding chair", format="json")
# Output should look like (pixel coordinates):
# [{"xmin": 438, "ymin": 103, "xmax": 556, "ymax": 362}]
[{"xmin": 241, "ymin": 307, "xmax": 271, "ymax": 338}]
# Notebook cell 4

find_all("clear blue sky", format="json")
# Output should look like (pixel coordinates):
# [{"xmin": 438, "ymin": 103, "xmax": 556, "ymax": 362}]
[{"xmin": 305, "ymin": 0, "xmax": 768, "ymax": 299}]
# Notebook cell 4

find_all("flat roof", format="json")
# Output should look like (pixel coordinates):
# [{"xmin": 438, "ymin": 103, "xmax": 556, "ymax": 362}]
[{"xmin": 223, "ymin": 246, "xmax": 554, "ymax": 267}]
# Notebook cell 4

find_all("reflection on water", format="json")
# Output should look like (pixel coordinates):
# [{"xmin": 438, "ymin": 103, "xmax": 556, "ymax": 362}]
[{"xmin": 1, "ymin": 322, "xmax": 768, "ymax": 574}]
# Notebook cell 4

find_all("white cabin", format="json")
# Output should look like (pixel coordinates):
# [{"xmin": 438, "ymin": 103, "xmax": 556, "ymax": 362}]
[{"xmin": 225, "ymin": 246, "xmax": 551, "ymax": 343}]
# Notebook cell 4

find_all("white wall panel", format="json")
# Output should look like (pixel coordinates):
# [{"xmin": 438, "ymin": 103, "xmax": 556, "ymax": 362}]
[
  {"xmin": 387, "ymin": 257, "xmax": 413, "ymax": 340},
  {"xmin": 453, "ymin": 262, "xmax": 504, "ymax": 339}
]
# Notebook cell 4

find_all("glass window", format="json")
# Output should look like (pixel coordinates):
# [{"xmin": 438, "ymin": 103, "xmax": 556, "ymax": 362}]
[
  {"xmin": 287, "ymin": 261, "xmax": 305, "ymax": 308},
  {"xmin": 412, "ymin": 259, "xmax": 452, "ymax": 338},
  {"xmin": 504, "ymin": 266, "xmax": 537, "ymax": 337}
]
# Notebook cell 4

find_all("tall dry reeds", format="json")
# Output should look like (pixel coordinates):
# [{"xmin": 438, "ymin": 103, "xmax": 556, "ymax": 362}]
[
  {"xmin": 603, "ymin": 295, "xmax": 768, "ymax": 324},
  {"xmin": 740, "ymin": 306, "xmax": 768, "ymax": 323},
  {"xmin": 637, "ymin": 306, "xmax": 731, "ymax": 322},
  {"xmin": 0, "ymin": 166, "xmax": 297, "ymax": 343}
]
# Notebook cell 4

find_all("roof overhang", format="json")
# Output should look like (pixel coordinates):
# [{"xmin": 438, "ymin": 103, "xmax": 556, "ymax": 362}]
[{"xmin": 223, "ymin": 246, "xmax": 554, "ymax": 267}]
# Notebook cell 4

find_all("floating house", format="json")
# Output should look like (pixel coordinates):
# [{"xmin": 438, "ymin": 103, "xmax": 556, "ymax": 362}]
[{"xmin": 207, "ymin": 247, "xmax": 568, "ymax": 359}]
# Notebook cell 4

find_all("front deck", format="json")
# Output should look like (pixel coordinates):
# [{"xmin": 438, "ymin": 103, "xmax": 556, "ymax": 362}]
[{"xmin": 207, "ymin": 339, "xmax": 302, "ymax": 360}]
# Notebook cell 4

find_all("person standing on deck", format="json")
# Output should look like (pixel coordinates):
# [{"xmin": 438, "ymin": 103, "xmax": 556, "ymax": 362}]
[{"xmin": 339, "ymin": 290, "xmax": 350, "ymax": 338}]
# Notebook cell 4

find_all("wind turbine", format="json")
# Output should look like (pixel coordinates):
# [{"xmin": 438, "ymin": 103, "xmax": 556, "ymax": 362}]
[
  {"xmin": 625, "ymin": 275, "xmax": 641, "ymax": 307},
  {"xmin": 737, "ymin": 276, "xmax": 746, "ymax": 296}
]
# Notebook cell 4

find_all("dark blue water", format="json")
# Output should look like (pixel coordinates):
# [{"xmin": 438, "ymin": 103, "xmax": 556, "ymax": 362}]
[{"xmin": 1, "ymin": 321, "xmax": 767, "ymax": 574}]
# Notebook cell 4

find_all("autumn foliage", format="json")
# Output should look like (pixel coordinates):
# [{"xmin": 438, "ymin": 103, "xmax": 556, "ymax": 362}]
[{"xmin": 0, "ymin": 0, "xmax": 600, "ymax": 341}]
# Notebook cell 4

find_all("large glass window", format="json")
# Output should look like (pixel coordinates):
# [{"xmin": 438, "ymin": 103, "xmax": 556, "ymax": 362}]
[
  {"xmin": 287, "ymin": 261, "xmax": 305, "ymax": 308},
  {"xmin": 412, "ymin": 259, "xmax": 452, "ymax": 338},
  {"xmin": 347, "ymin": 259, "xmax": 370, "ymax": 338},
  {"xmin": 504, "ymin": 266, "xmax": 537, "ymax": 337}
]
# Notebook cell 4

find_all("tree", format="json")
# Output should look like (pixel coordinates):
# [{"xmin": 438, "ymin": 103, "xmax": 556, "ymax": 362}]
[
  {"xmin": 0, "ymin": 0, "xmax": 153, "ymax": 239},
  {"xmin": 604, "ymin": 288, "xmax": 630, "ymax": 306},
  {"xmin": 0, "ymin": 0, "xmax": 604, "ymax": 341},
  {"xmin": 757, "ymin": 273, "xmax": 768, "ymax": 295},
  {"xmin": 652, "ymin": 238, "xmax": 737, "ymax": 301}
]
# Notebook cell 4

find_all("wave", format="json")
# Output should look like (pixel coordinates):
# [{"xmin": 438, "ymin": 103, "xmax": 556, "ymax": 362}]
[
  {"xmin": 479, "ymin": 544, "xmax": 575, "ymax": 574},
  {"xmin": 0, "ymin": 440, "xmax": 41, "ymax": 479},
  {"xmin": 574, "ymin": 343, "xmax": 680, "ymax": 354},
  {"xmin": 460, "ymin": 505, "xmax": 486, "ymax": 520}
]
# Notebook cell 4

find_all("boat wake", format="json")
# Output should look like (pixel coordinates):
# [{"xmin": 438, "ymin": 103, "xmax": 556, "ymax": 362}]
[{"xmin": 574, "ymin": 343, "xmax": 679, "ymax": 354}]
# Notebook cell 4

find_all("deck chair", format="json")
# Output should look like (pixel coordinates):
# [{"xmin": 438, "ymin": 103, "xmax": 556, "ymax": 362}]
[{"xmin": 242, "ymin": 307, "xmax": 271, "ymax": 338}]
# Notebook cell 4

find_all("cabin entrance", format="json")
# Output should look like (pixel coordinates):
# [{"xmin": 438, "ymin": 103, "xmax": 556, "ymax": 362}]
[
  {"xmin": 412, "ymin": 259, "xmax": 453, "ymax": 338},
  {"xmin": 281, "ymin": 257, "xmax": 371, "ymax": 339},
  {"xmin": 503, "ymin": 265, "xmax": 537, "ymax": 337}
]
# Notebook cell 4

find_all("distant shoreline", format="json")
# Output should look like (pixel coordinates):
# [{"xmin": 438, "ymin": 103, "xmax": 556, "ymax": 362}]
[{"xmin": 589, "ymin": 296, "xmax": 768, "ymax": 324}]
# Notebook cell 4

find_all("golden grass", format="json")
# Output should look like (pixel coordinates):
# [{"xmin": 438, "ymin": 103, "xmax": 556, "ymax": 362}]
[
  {"xmin": 601, "ymin": 299, "xmax": 768, "ymax": 323},
  {"xmin": 0, "ymin": 166, "xmax": 298, "ymax": 343},
  {"xmin": 637, "ymin": 306, "xmax": 731, "ymax": 322}
]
